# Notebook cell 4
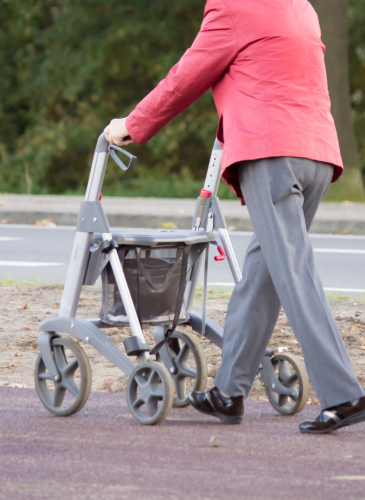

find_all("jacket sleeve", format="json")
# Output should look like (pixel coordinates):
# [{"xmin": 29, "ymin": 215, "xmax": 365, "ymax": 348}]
[{"xmin": 126, "ymin": 0, "xmax": 238, "ymax": 144}]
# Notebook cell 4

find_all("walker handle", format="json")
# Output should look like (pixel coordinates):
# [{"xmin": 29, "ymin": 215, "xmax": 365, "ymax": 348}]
[{"xmin": 109, "ymin": 144, "xmax": 137, "ymax": 171}]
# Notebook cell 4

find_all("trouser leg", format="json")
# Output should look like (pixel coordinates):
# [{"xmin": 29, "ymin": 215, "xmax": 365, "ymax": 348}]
[
  {"xmin": 215, "ymin": 157, "xmax": 364, "ymax": 408},
  {"xmin": 214, "ymin": 232, "xmax": 281, "ymax": 398}
]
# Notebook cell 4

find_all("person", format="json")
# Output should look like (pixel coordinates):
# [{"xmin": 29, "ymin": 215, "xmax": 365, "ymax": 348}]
[{"xmin": 104, "ymin": 0, "xmax": 365, "ymax": 434}]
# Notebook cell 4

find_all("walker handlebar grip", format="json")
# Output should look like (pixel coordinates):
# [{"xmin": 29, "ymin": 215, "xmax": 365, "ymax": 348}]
[
  {"xmin": 95, "ymin": 132, "xmax": 137, "ymax": 171},
  {"xmin": 109, "ymin": 144, "xmax": 136, "ymax": 172}
]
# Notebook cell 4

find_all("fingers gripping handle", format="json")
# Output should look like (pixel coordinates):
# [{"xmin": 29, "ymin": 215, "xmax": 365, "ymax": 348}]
[
  {"xmin": 109, "ymin": 144, "xmax": 137, "ymax": 172},
  {"xmin": 95, "ymin": 132, "xmax": 136, "ymax": 171}
]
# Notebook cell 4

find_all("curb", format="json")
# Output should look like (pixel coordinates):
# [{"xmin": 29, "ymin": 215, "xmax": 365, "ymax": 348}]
[{"xmin": 1, "ymin": 211, "xmax": 365, "ymax": 234}]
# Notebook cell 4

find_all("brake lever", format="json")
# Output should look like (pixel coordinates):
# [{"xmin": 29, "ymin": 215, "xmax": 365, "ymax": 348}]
[{"xmin": 109, "ymin": 143, "xmax": 137, "ymax": 171}]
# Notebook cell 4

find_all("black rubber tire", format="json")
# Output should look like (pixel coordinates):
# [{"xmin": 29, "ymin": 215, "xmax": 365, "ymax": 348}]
[
  {"xmin": 166, "ymin": 331, "xmax": 207, "ymax": 408},
  {"xmin": 264, "ymin": 352, "xmax": 309, "ymax": 415},
  {"xmin": 35, "ymin": 337, "xmax": 92, "ymax": 417}
]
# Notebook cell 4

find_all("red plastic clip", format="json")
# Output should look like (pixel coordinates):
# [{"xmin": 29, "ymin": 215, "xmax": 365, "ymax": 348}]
[
  {"xmin": 99, "ymin": 193, "xmax": 103, "ymax": 201},
  {"xmin": 200, "ymin": 189, "xmax": 211, "ymax": 198},
  {"xmin": 214, "ymin": 246, "xmax": 226, "ymax": 262}
]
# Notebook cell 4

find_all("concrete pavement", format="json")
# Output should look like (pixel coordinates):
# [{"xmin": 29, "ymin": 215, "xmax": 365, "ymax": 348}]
[
  {"xmin": 1, "ymin": 387, "xmax": 365, "ymax": 500},
  {"xmin": 1, "ymin": 194, "xmax": 365, "ymax": 234}
]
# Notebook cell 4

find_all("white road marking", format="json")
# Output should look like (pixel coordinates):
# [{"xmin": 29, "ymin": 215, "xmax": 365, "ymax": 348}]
[
  {"xmin": 0, "ymin": 261, "xmax": 65, "ymax": 267},
  {"xmin": 0, "ymin": 237, "xmax": 25, "ymax": 241},
  {"xmin": 229, "ymin": 231, "xmax": 365, "ymax": 240},
  {"xmin": 314, "ymin": 248, "xmax": 365, "ymax": 254},
  {"xmin": 0, "ymin": 224, "xmax": 76, "ymax": 230},
  {"xmin": 329, "ymin": 476, "xmax": 365, "ymax": 481}
]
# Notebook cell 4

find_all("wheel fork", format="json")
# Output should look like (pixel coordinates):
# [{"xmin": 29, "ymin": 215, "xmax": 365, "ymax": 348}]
[{"xmin": 259, "ymin": 356, "xmax": 297, "ymax": 398}]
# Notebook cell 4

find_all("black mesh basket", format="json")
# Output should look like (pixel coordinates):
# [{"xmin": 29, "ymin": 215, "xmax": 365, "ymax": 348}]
[{"xmin": 99, "ymin": 245, "xmax": 189, "ymax": 326}]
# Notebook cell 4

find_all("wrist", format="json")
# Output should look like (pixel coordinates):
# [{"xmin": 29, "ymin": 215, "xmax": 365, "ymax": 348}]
[{"xmin": 125, "ymin": 114, "xmax": 133, "ymax": 141}]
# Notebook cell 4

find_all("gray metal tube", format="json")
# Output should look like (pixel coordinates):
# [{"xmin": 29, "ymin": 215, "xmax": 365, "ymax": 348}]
[
  {"xmin": 59, "ymin": 150, "xmax": 109, "ymax": 318},
  {"xmin": 218, "ymin": 228, "xmax": 242, "ymax": 284},
  {"xmin": 58, "ymin": 231, "xmax": 93, "ymax": 317},
  {"xmin": 203, "ymin": 139, "xmax": 223, "ymax": 197},
  {"xmin": 85, "ymin": 152, "xmax": 108, "ymax": 202},
  {"xmin": 103, "ymin": 233, "xmax": 147, "ymax": 357},
  {"xmin": 185, "ymin": 252, "xmax": 204, "ymax": 312}
]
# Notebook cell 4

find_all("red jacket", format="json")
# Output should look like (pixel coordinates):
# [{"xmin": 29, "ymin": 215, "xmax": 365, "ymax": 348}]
[{"xmin": 126, "ymin": 0, "xmax": 343, "ymax": 201}]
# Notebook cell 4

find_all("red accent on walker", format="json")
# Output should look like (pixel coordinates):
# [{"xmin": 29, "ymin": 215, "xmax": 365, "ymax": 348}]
[
  {"xmin": 99, "ymin": 193, "xmax": 103, "ymax": 201},
  {"xmin": 214, "ymin": 246, "xmax": 226, "ymax": 262},
  {"xmin": 200, "ymin": 189, "xmax": 211, "ymax": 198}
]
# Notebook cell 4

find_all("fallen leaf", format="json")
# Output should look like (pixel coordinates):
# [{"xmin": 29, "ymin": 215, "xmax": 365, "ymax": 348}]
[
  {"xmin": 23, "ymin": 327, "xmax": 30, "ymax": 331},
  {"xmin": 6, "ymin": 361, "xmax": 18, "ymax": 368},
  {"xmin": 210, "ymin": 436, "xmax": 219, "ymax": 448},
  {"xmin": 14, "ymin": 353, "xmax": 20, "ymax": 357},
  {"xmin": 35, "ymin": 218, "xmax": 56, "ymax": 227},
  {"xmin": 53, "ymin": 303, "xmax": 60, "ymax": 306},
  {"xmin": 20, "ymin": 304, "xmax": 30, "ymax": 310},
  {"xmin": 162, "ymin": 221, "xmax": 178, "ymax": 229},
  {"xmin": 360, "ymin": 346, "xmax": 365, "ymax": 351},
  {"xmin": 101, "ymin": 378, "xmax": 116, "ymax": 390}
]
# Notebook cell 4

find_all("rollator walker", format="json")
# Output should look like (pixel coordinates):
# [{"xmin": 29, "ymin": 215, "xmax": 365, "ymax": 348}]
[{"xmin": 35, "ymin": 133, "xmax": 309, "ymax": 425}]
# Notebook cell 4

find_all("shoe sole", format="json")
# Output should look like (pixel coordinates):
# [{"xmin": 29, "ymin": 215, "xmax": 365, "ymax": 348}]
[
  {"xmin": 299, "ymin": 409, "xmax": 365, "ymax": 434},
  {"xmin": 189, "ymin": 396, "xmax": 243, "ymax": 425}
]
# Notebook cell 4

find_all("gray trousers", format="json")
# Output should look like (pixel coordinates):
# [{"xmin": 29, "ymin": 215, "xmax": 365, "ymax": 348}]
[{"xmin": 214, "ymin": 157, "xmax": 365, "ymax": 409}]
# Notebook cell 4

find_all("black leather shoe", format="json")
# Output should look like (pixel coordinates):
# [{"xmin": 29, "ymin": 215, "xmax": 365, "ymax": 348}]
[
  {"xmin": 299, "ymin": 396, "xmax": 365, "ymax": 434},
  {"xmin": 189, "ymin": 387, "xmax": 244, "ymax": 424}
]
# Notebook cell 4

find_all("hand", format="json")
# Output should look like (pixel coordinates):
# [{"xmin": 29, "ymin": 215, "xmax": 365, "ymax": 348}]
[{"xmin": 104, "ymin": 118, "xmax": 133, "ymax": 146}]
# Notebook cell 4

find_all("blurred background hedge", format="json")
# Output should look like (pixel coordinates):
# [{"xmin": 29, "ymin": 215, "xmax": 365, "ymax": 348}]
[{"xmin": 0, "ymin": 0, "xmax": 364, "ymax": 200}]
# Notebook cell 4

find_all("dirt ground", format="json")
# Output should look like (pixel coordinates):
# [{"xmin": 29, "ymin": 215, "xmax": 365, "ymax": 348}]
[{"xmin": 1, "ymin": 285, "xmax": 365, "ymax": 406}]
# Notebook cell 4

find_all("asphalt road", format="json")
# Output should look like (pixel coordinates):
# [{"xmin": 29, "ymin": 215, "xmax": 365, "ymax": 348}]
[
  {"xmin": 1, "ymin": 387, "xmax": 365, "ymax": 500},
  {"xmin": 0, "ymin": 225, "xmax": 365, "ymax": 296}
]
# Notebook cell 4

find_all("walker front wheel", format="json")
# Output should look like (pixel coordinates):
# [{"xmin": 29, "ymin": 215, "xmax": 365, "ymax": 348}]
[
  {"xmin": 127, "ymin": 361, "xmax": 174, "ymax": 425},
  {"xmin": 35, "ymin": 337, "xmax": 92, "ymax": 417},
  {"xmin": 265, "ymin": 353, "xmax": 309, "ymax": 415}
]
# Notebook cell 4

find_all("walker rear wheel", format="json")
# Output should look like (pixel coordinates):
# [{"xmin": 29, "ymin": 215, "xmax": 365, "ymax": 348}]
[
  {"xmin": 35, "ymin": 337, "xmax": 92, "ymax": 417},
  {"xmin": 166, "ymin": 332, "xmax": 207, "ymax": 407},
  {"xmin": 127, "ymin": 361, "xmax": 174, "ymax": 425},
  {"xmin": 265, "ymin": 352, "xmax": 309, "ymax": 415}
]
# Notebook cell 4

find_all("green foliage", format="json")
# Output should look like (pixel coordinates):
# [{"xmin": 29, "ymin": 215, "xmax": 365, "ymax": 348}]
[
  {"xmin": 348, "ymin": 0, "xmax": 365, "ymax": 182},
  {"xmin": 0, "ymin": 0, "xmax": 217, "ymax": 196},
  {"xmin": 1, "ymin": 0, "xmax": 365, "ymax": 198}
]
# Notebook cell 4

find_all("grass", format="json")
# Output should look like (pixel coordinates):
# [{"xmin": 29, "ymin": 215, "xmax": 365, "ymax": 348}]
[
  {"xmin": 0, "ymin": 273, "xmax": 58, "ymax": 287},
  {"xmin": 325, "ymin": 292, "xmax": 365, "ymax": 301},
  {"xmin": 194, "ymin": 285, "xmax": 232, "ymax": 302}
]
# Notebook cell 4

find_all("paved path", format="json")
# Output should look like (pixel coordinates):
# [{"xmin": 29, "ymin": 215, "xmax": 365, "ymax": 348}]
[
  {"xmin": 1, "ymin": 194, "xmax": 365, "ymax": 233},
  {"xmin": 1, "ymin": 225, "xmax": 365, "ymax": 296},
  {"xmin": 1, "ymin": 387, "xmax": 365, "ymax": 500}
]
